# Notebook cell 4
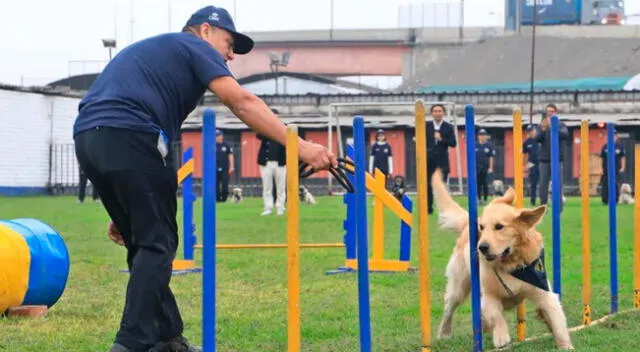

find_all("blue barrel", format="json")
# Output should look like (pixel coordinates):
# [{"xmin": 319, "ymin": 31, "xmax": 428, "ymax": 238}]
[{"xmin": 0, "ymin": 218, "xmax": 70, "ymax": 313}]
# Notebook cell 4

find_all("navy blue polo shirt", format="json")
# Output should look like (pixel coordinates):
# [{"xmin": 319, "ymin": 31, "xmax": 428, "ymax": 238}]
[
  {"xmin": 475, "ymin": 142, "xmax": 495, "ymax": 170},
  {"xmin": 216, "ymin": 142, "xmax": 233, "ymax": 171},
  {"xmin": 523, "ymin": 137, "xmax": 540, "ymax": 164},
  {"xmin": 600, "ymin": 142, "xmax": 626, "ymax": 173},
  {"xmin": 370, "ymin": 142, "xmax": 392, "ymax": 174},
  {"xmin": 73, "ymin": 32, "xmax": 233, "ymax": 142}
]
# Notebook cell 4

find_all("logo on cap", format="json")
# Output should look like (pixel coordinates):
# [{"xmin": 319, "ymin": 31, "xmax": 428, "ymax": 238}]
[{"xmin": 209, "ymin": 12, "xmax": 219, "ymax": 21}]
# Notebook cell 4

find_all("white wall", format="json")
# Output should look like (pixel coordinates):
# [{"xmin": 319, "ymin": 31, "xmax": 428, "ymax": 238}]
[{"xmin": 0, "ymin": 89, "xmax": 80, "ymax": 195}]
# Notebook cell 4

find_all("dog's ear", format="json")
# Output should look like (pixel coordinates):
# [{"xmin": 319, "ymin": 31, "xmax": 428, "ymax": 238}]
[
  {"xmin": 515, "ymin": 205, "xmax": 546, "ymax": 228},
  {"xmin": 490, "ymin": 187, "xmax": 516, "ymax": 205}
]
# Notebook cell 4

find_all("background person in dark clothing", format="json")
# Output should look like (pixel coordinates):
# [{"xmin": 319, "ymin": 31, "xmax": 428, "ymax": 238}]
[
  {"xmin": 72, "ymin": 6, "xmax": 337, "ymax": 352},
  {"xmin": 475, "ymin": 129, "xmax": 495, "ymax": 204},
  {"xmin": 534, "ymin": 104, "xmax": 569, "ymax": 212},
  {"xmin": 426, "ymin": 104, "xmax": 457, "ymax": 214},
  {"xmin": 523, "ymin": 125, "xmax": 540, "ymax": 205},
  {"xmin": 599, "ymin": 130, "xmax": 626, "ymax": 205},
  {"xmin": 215, "ymin": 130, "xmax": 234, "ymax": 202},
  {"xmin": 369, "ymin": 129, "xmax": 393, "ymax": 185},
  {"xmin": 257, "ymin": 111, "xmax": 287, "ymax": 216},
  {"xmin": 77, "ymin": 166, "xmax": 99, "ymax": 203}
]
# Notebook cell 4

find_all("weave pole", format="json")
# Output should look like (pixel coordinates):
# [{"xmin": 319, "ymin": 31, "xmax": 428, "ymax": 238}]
[
  {"xmin": 353, "ymin": 116, "xmax": 372, "ymax": 352},
  {"xmin": 635, "ymin": 144, "xmax": 640, "ymax": 310},
  {"xmin": 183, "ymin": 148, "xmax": 196, "ymax": 262},
  {"xmin": 202, "ymin": 108, "xmax": 217, "ymax": 352},
  {"xmin": 465, "ymin": 104, "xmax": 483, "ymax": 352},
  {"xmin": 550, "ymin": 115, "xmax": 562, "ymax": 298},
  {"xmin": 606, "ymin": 123, "xmax": 619, "ymax": 314},
  {"xmin": 580, "ymin": 120, "xmax": 592, "ymax": 325},
  {"xmin": 512, "ymin": 107, "xmax": 527, "ymax": 341},
  {"xmin": 286, "ymin": 125, "xmax": 301, "ymax": 352},
  {"xmin": 414, "ymin": 100, "xmax": 431, "ymax": 351}
]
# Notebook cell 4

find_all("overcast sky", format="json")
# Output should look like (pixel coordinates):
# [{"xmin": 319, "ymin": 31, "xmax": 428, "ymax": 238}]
[{"xmin": 1, "ymin": 0, "xmax": 638, "ymax": 86}]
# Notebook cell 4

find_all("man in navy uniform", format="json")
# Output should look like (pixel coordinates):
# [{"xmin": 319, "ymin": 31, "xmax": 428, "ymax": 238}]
[
  {"xmin": 475, "ymin": 129, "xmax": 495, "ymax": 205},
  {"xmin": 215, "ymin": 129, "xmax": 234, "ymax": 202},
  {"xmin": 257, "ymin": 110, "xmax": 287, "ymax": 216},
  {"xmin": 369, "ymin": 129, "xmax": 393, "ymax": 185},
  {"xmin": 535, "ymin": 103, "xmax": 569, "ymax": 212},
  {"xmin": 599, "ymin": 129, "xmax": 626, "ymax": 205},
  {"xmin": 523, "ymin": 124, "xmax": 540, "ymax": 205},
  {"xmin": 72, "ymin": 5, "xmax": 336, "ymax": 352},
  {"xmin": 426, "ymin": 104, "xmax": 457, "ymax": 214}
]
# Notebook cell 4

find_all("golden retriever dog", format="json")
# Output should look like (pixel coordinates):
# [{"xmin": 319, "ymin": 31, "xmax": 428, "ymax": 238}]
[
  {"xmin": 431, "ymin": 169, "xmax": 573, "ymax": 350},
  {"xmin": 619, "ymin": 183, "xmax": 634, "ymax": 205}
]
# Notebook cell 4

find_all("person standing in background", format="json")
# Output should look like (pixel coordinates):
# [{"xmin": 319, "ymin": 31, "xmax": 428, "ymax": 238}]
[
  {"xmin": 426, "ymin": 104, "xmax": 457, "ymax": 214},
  {"xmin": 77, "ymin": 166, "xmax": 99, "ymax": 203},
  {"xmin": 535, "ymin": 103, "xmax": 569, "ymax": 212},
  {"xmin": 257, "ymin": 109, "xmax": 287, "ymax": 216},
  {"xmin": 475, "ymin": 129, "xmax": 495, "ymax": 205},
  {"xmin": 369, "ymin": 129, "xmax": 393, "ymax": 187},
  {"xmin": 599, "ymin": 129, "xmax": 626, "ymax": 205},
  {"xmin": 523, "ymin": 124, "xmax": 540, "ymax": 205},
  {"xmin": 215, "ymin": 129, "xmax": 234, "ymax": 202}
]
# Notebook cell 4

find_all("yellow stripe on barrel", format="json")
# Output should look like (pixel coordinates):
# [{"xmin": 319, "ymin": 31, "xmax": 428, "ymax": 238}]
[{"xmin": 0, "ymin": 224, "xmax": 31, "ymax": 313}]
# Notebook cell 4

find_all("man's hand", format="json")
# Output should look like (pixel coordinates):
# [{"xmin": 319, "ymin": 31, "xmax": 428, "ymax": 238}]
[
  {"xmin": 434, "ymin": 132, "xmax": 442, "ymax": 141},
  {"xmin": 229, "ymin": 167, "xmax": 234, "ymax": 175},
  {"xmin": 298, "ymin": 139, "xmax": 338, "ymax": 173},
  {"xmin": 107, "ymin": 221, "xmax": 124, "ymax": 246}
]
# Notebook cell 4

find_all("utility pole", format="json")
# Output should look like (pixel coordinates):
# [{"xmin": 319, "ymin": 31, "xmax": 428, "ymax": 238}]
[{"xmin": 528, "ymin": 0, "xmax": 538, "ymax": 125}]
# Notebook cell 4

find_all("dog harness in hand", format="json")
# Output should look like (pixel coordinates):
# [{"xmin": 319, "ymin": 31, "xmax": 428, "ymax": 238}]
[{"xmin": 509, "ymin": 249, "xmax": 550, "ymax": 292}]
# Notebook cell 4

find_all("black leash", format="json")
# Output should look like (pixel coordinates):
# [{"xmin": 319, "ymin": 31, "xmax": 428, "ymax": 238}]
[{"xmin": 299, "ymin": 157, "xmax": 355, "ymax": 193}]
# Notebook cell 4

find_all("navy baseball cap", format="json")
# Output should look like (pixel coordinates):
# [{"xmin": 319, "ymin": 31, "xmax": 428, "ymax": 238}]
[
  {"xmin": 216, "ymin": 129, "xmax": 223, "ymax": 136},
  {"xmin": 185, "ymin": 6, "xmax": 254, "ymax": 55},
  {"xmin": 376, "ymin": 129, "xmax": 385, "ymax": 135},
  {"xmin": 478, "ymin": 128, "xmax": 488, "ymax": 135},
  {"xmin": 526, "ymin": 124, "xmax": 536, "ymax": 131}
]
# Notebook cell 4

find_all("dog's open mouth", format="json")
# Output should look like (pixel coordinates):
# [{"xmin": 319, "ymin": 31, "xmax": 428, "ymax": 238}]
[{"xmin": 483, "ymin": 247, "xmax": 511, "ymax": 262}]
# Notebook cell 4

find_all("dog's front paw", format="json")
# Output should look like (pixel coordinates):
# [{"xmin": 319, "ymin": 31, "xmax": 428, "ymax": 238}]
[
  {"xmin": 557, "ymin": 343, "xmax": 574, "ymax": 350},
  {"xmin": 437, "ymin": 325, "xmax": 452, "ymax": 339},
  {"xmin": 492, "ymin": 332, "xmax": 511, "ymax": 349}
]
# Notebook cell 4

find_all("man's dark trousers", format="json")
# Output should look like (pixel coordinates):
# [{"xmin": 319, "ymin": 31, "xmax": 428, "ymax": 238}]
[
  {"xmin": 427, "ymin": 163, "xmax": 448, "ymax": 214},
  {"xmin": 78, "ymin": 168, "xmax": 99, "ymax": 202},
  {"xmin": 476, "ymin": 168, "xmax": 488, "ymax": 202},
  {"xmin": 600, "ymin": 171, "xmax": 621, "ymax": 205},
  {"xmin": 528, "ymin": 164, "xmax": 539, "ymax": 205},
  {"xmin": 539, "ymin": 161, "xmax": 564, "ymax": 212},
  {"xmin": 74, "ymin": 126, "xmax": 183, "ymax": 351},
  {"xmin": 216, "ymin": 169, "xmax": 229, "ymax": 202}
]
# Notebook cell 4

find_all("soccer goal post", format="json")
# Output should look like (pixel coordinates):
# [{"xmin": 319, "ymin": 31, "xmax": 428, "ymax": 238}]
[{"xmin": 326, "ymin": 101, "xmax": 464, "ymax": 195}]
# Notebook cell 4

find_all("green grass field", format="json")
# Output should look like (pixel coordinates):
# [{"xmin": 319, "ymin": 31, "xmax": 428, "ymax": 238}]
[{"xmin": 1, "ymin": 194, "xmax": 639, "ymax": 352}]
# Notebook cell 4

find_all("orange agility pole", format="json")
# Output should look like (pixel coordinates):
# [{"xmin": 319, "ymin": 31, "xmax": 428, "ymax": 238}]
[
  {"xmin": 581, "ymin": 120, "xmax": 592, "ymax": 325},
  {"xmin": 415, "ymin": 99, "xmax": 431, "ymax": 352},
  {"xmin": 286, "ymin": 124, "xmax": 301, "ymax": 352},
  {"xmin": 512, "ymin": 107, "xmax": 527, "ymax": 340},
  {"xmin": 634, "ymin": 144, "xmax": 640, "ymax": 309}
]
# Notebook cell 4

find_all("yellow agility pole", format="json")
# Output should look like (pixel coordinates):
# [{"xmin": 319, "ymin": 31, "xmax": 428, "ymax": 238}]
[
  {"xmin": 286, "ymin": 124, "xmax": 301, "ymax": 352},
  {"xmin": 415, "ymin": 99, "xmax": 431, "ymax": 352},
  {"xmin": 512, "ymin": 107, "xmax": 527, "ymax": 341},
  {"xmin": 581, "ymin": 120, "xmax": 592, "ymax": 324},
  {"xmin": 634, "ymin": 144, "xmax": 640, "ymax": 309},
  {"xmin": 372, "ymin": 170, "xmax": 386, "ymax": 262},
  {"xmin": 177, "ymin": 158, "xmax": 195, "ymax": 184},
  {"xmin": 193, "ymin": 243, "xmax": 344, "ymax": 250}
]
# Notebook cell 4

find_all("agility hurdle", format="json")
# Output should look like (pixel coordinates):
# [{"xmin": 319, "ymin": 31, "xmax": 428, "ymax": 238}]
[
  {"xmin": 171, "ymin": 145, "xmax": 344, "ymax": 273},
  {"xmin": 327, "ymin": 143, "xmax": 414, "ymax": 274}
]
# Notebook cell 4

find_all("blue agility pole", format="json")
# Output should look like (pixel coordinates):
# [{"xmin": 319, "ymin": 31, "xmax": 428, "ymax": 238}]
[
  {"xmin": 183, "ymin": 147, "xmax": 196, "ymax": 261},
  {"xmin": 607, "ymin": 123, "xmax": 619, "ymax": 314},
  {"xmin": 464, "ymin": 104, "xmax": 483, "ymax": 352},
  {"xmin": 202, "ymin": 108, "xmax": 217, "ymax": 352},
  {"xmin": 353, "ymin": 116, "xmax": 372, "ymax": 352},
  {"xmin": 550, "ymin": 115, "xmax": 562, "ymax": 299}
]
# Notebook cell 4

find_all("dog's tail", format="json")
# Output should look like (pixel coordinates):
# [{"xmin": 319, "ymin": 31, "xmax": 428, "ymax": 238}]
[{"xmin": 431, "ymin": 168, "xmax": 469, "ymax": 233}]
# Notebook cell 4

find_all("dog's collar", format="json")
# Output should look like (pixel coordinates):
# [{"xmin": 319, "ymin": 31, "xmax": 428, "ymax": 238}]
[
  {"xmin": 509, "ymin": 248, "xmax": 550, "ymax": 292},
  {"xmin": 494, "ymin": 249, "xmax": 550, "ymax": 300}
]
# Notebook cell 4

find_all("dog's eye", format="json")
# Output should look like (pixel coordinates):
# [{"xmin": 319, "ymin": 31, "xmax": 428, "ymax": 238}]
[
  {"xmin": 478, "ymin": 224, "xmax": 484, "ymax": 232},
  {"xmin": 494, "ymin": 223, "xmax": 504, "ymax": 230}
]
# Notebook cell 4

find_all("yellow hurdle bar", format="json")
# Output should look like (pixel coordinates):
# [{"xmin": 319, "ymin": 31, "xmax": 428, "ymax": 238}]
[
  {"xmin": 193, "ymin": 243, "xmax": 344, "ymax": 250},
  {"xmin": 581, "ymin": 121, "xmax": 592, "ymax": 324},
  {"xmin": 177, "ymin": 158, "xmax": 195, "ymax": 184},
  {"xmin": 634, "ymin": 144, "xmax": 640, "ymax": 309},
  {"xmin": 415, "ymin": 100, "xmax": 431, "ymax": 352},
  {"xmin": 372, "ymin": 169, "xmax": 386, "ymax": 262},
  {"xmin": 286, "ymin": 125, "xmax": 301, "ymax": 352},
  {"xmin": 512, "ymin": 108, "xmax": 527, "ymax": 340}
]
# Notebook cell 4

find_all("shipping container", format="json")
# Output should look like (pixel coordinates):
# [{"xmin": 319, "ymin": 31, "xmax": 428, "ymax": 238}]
[{"xmin": 505, "ymin": 0, "xmax": 625, "ymax": 28}]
